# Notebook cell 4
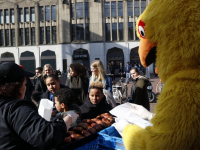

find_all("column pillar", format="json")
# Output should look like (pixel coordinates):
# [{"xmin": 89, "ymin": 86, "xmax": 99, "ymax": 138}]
[
  {"xmin": 15, "ymin": 48, "xmax": 20, "ymax": 64},
  {"xmin": 35, "ymin": 2, "xmax": 39, "ymax": 46},
  {"xmin": 35, "ymin": 46, "xmax": 41, "ymax": 67},
  {"xmin": 14, "ymin": 4, "xmax": 19, "ymax": 47},
  {"xmin": 123, "ymin": 0, "xmax": 128, "ymax": 42}
]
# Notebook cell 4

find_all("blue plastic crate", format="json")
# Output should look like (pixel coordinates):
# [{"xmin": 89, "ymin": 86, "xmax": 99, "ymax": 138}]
[
  {"xmin": 98, "ymin": 126, "xmax": 125, "ymax": 150},
  {"xmin": 75, "ymin": 139, "xmax": 99, "ymax": 150}
]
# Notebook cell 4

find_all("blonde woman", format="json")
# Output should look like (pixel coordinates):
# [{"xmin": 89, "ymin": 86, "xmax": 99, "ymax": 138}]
[
  {"xmin": 89, "ymin": 60, "xmax": 112, "ymax": 93},
  {"xmin": 34, "ymin": 64, "xmax": 54, "ymax": 94}
]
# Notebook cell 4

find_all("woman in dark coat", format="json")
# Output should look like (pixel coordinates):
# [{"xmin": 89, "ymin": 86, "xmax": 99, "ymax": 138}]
[
  {"xmin": 80, "ymin": 81, "xmax": 112, "ymax": 120},
  {"xmin": 129, "ymin": 67, "xmax": 150, "ymax": 111},
  {"xmin": 65, "ymin": 63, "xmax": 89, "ymax": 106}
]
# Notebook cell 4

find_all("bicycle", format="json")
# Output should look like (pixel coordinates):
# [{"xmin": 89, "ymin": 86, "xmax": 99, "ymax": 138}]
[
  {"xmin": 156, "ymin": 79, "xmax": 164, "ymax": 93},
  {"xmin": 147, "ymin": 80, "xmax": 155, "ymax": 103},
  {"xmin": 112, "ymin": 80, "xmax": 123, "ymax": 104},
  {"xmin": 123, "ymin": 82, "xmax": 128, "ymax": 102},
  {"xmin": 112, "ymin": 77, "xmax": 129, "ymax": 104}
]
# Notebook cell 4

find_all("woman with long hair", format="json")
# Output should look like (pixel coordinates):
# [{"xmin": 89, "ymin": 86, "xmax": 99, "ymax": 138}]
[
  {"xmin": 89, "ymin": 60, "xmax": 112, "ymax": 93},
  {"xmin": 65, "ymin": 62, "xmax": 89, "ymax": 106}
]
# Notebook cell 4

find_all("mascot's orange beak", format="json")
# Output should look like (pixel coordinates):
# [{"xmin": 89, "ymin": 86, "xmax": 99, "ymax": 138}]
[
  {"xmin": 155, "ymin": 67, "xmax": 158, "ymax": 74},
  {"xmin": 138, "ymin": 38, "xmax": 157, "ymax": 67}
]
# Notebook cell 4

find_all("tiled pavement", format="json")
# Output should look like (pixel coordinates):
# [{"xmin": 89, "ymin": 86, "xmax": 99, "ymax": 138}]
[
  {"xmin": 59, "ymin": 74, "xmax": 160, "ymax": 113},
  {"xmin": 148, "ymin": 74, "xmax": 160, "ymax": 113}
]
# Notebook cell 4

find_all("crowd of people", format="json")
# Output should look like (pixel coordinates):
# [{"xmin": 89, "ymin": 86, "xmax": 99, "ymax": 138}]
[
  {"xmin": 107, "ymin": 61, "xmax": 146, "ymax": 82},
  {"xmin": 0, "ymin": 60, "xmax": 151, "ymax": 149}
]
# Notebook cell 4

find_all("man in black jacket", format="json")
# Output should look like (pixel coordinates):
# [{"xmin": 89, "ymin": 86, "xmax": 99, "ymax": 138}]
[
  {"xmin": 110, "ymin": 61, "xmax": 116, "ymax": 81},
  {"xmin": 33, "ymin": 67, "xmax": 43, "ymax": 86},
  {"xmin": 124, "ymin": 62, "xmax": 132, "ymax": 83}
]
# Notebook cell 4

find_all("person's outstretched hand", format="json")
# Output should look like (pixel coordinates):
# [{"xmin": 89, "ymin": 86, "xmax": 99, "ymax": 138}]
[
  {"xmin": 114, "ymin": 118, "xmax": 130, "ymax": 137},
  {"xmin": 130, "ymin": 103, "xmax": 154, "ymax": 121},
  {"xmin": 66, "ymin": 111, "xmax": 79, "ymax": 124},
  {"xmin": 63, "ymin": 111, "xmax": 79, "ymax": 131}
]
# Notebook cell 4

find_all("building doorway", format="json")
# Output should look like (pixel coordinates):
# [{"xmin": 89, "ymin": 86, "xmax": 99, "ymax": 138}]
[
  {"xmin": 73, "ymin": 49, "xmax": 90, "ymax": 69},
  {"xmin": 20, "ymin": 51, "xmax": 35, "ymax": 72},
  {"xmin": 41, "ymin": 50, "xmax": 56, "ymax": 70},
  {"xmin": 0, "ymin": 52, "xmax": 15, "ymax": 63},
  {"xmin": 130, "ymin": 47, "xmax": 140, "ymax": 66},
  {"xmin": 107, "ymin": 47, "xmax": 124, "ymax": 70}
]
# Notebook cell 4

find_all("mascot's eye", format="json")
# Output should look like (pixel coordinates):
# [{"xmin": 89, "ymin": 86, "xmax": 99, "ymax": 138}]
[
  {"xmin": 139, "ymin": 26, "xmax": 145, "ymax": 37},
  {"xmin": 138, "ymin": 20, "xmax": 145, "ymax": 38}
]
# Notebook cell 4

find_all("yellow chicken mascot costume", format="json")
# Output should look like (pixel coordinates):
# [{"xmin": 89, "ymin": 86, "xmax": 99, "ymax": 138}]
[{"xmin": 123, "ymin": 0, "xmax": 200, "ymax": 149}]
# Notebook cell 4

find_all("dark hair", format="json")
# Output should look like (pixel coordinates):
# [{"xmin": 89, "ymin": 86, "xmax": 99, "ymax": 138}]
[
  {"xmin": 69, "ymin": 63, "xmax": 86, "ymax": 77},
  {"xmin": 45, "ymin": 74, "xmax": 59, "ymax": 82},
  {"xmin": 36, "ymin": 67, "xmax": 43, "ymax": 72},
  {"xmin": 53, "ymin": 70, "xmax": 59, "ymax": 77},
  {"xmin": 130, "ymin": 67, "xmax": 140, "ymax": 74},
  {"xmin": 0, "ymin": 77, "xmax": 25, "ymax": 99},
  {"xmin": 54, "ymin": 88, "xmax": 75, "ymax": 108}
]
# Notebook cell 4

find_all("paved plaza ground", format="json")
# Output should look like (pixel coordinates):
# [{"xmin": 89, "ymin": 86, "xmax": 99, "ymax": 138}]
[{"xmin": 148, "ymin": 74, "xmax": 160, "ymax": 113}]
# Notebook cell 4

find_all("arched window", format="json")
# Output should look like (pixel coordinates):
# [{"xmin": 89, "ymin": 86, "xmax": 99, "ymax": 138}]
[
  {"xmin": 20, "ymin": 51, "xmax": 35, "ymax": 72},
  {"xmin": 1, "ymin": 52, "xmax": 15, "ymax": 63},
  {"xmin": 41, "ymin": 50, "xmax": 56, "ymax": 70},
  {"xmin": 73, "ymin": 48, "xmax": 90, "ymax": 69},
  {"xmin": 107, "ymin": 47, "xmax": 124, "ymax": 71},
  {"xmin": 130, "ymin": 47, "xmax": 140, "ymax": 66}
]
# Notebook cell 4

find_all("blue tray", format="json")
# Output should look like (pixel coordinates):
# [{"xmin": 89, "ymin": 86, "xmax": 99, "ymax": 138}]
[
  {"xmin": 98, "ymin": 126, "xmax": 125, "ymax": 150},
  {"xmin": 75, "ymin": 139, "xmax": 99, "ymax": 150}
]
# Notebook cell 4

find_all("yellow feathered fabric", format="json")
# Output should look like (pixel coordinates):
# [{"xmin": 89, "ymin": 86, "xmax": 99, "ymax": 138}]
[{"xmin": 123, "ymin": 0, "xmax": 200, "ymax": 149}]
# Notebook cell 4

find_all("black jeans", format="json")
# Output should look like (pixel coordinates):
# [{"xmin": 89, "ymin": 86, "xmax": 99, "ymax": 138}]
[{"xmin": 111, "ymin": 74, "xmax": 115, "ymax": 81}]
